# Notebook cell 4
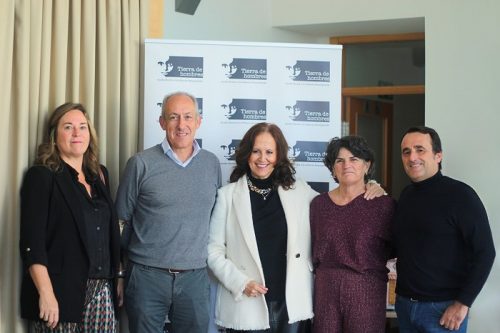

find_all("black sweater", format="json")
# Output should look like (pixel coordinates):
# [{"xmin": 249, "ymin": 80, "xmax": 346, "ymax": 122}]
[{"xmin": 393, "ymin": 172, "xmax": 495, "ymax": 307}]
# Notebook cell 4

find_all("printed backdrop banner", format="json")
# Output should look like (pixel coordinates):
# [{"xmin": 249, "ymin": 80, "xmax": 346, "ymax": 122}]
[
  {"xmin": 144, "ymin": 39, "xmax": 342, "ymax": 332},
  {"xmin": 144, "ymin": 39, "xmax": 342, "ymax": 192}
]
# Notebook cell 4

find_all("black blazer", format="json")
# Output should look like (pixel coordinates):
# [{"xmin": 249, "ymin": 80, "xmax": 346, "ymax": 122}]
[{"xmin": 19, "ymin": 164, "xmax": 121, "ymax": 322}]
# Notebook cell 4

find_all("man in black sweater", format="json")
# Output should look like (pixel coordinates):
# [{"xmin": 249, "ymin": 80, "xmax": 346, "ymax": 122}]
[{"xmin": 393, "ymin": 126, "xmax": 495, "ymax": 333}]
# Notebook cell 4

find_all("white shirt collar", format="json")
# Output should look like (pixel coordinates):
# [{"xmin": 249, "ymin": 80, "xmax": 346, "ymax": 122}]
[{"xmin": 161, "ymin": 138, "xmax": 201, "ymax": 167}]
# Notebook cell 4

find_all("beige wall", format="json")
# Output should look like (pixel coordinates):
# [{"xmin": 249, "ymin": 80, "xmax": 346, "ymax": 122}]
[{"xmin": 164, "ymin": 1, "xmax": 500, "ymax": 331}]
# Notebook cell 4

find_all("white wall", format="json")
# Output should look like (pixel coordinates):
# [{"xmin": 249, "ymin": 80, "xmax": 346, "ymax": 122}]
[
  {"xmin": 271, "ymin": 0, "xmax": 426, "ymax": 27},
  {"xmin": 163, "ymin": 1, "xmax": 500, "ymax": 331},
  {"xmin": 273, "ymin": 1, "xmax": 500, "ymax": 332},
  {"xmin": 163, "ymin": 0, "xmax": 323, "ymax": 43},
  {"xmin": 425, "ymin": 4, "xmax": 500, "ymax": 331}
]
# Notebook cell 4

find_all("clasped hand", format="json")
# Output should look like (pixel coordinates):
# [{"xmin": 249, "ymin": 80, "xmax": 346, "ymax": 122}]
[{"xmin": 244, "ymin": 280, "xmax": 268, "ymax": 297}]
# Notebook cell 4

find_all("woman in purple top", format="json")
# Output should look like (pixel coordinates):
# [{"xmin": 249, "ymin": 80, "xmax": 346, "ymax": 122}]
[{"xmin": 310, "ymin": 136, "xmax": 395, "ymax": 333}]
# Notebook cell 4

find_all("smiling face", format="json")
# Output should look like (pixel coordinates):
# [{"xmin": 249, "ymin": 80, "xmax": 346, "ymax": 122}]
[
  {"xmin": 401, "ymin": 132, "xmax": 442, "ymax": 182},
  {"xmin": 333, "ymin": 147, "xmax": 370, "ymax": 186},
  {"xmin": 159, "ymin": 94, "xmax": 201, "ymax": 155},
  {"xmin": 56, "ymin": 109, "xmax": 90, "ymax": 162},
  {"xmin": 248, "ymin": 132, "xmax": 277, "ymax": 180}
]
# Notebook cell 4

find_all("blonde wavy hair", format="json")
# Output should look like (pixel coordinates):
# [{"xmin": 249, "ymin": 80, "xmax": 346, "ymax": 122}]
[{"xmin": 35, "ymin": 102, "xmax": 100, "ymax": 176}]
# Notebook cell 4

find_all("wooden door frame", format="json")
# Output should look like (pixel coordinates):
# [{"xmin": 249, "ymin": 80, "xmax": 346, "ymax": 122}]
[
  {"xmin": 331, "ymin": 32, "xmax": 425, "ymax": 97},
  {"xmin": 332, "ymin": 32, "xmax": 425, "ymax": 192},
  {"xmin": 330, "ymin": 32, "xmax": 424, "ymax": 45},
  {"xmin": 346, "ymin": 97, "xmax": 393, "ymax": 191}
]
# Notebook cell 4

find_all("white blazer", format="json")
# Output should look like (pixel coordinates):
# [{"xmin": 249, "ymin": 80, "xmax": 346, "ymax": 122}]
[{"xmin": 208, "ymin": 175, "xmax": 318, "ymax": 330}]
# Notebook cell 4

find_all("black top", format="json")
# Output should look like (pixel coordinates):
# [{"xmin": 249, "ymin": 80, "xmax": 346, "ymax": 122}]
[
  {"xmin": 393, "ymin": 171, "xmax": 496, "ymax": 307},
  {"xmin": 19, "ymin": 164, "xmax": 121, "ymax": 322},
  {"xmin": 67, "ymin": 165, "xmax": 113, "ymax": 278},
  {"xmin": 248, "ymin": 174, "xmax": 287, "ymax": 301}
]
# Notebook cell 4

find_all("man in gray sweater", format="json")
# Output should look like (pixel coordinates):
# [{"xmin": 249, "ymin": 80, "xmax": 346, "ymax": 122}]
[{"xmin": 116, "ymin": 92, "xmax": 222, "ymax": 333}]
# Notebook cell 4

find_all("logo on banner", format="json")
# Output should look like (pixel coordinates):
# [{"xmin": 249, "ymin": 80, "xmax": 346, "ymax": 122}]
[
  {"xmin": 157, "ymin": 56, "xmax": 203, "ymax": 78},
  {"xmin": 289, "ymin": 141, "xmax": 328, "ymax": 162},
  {"xmin": 287, "ymin": 101, "xmax": 330, "ymax": 122},
  {"xmin": 222, "ymin": 58, "xmax": 267, "ymax": 80},
  {"xmin": 220, "ymin": 140, "xmax": 241, "ymax": 160},
  {"xmin": 286, "ymin": 61, "xmax": 330, "ymax": 82},
  {"xmin": 221, "ymin": 99, "xmax": 267, "ymax": 120}
]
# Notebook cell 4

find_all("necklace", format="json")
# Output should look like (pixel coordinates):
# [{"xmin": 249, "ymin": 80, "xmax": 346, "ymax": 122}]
[{"xmin": 247, "ymin": 178, "xmax": 273, "ymax": 200}]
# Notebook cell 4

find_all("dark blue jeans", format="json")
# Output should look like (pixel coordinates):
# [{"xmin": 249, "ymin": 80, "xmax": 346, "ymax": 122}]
[
  {"xmin": 395, "ymin": 295, "xmax": 468, "ymax": 333},
  {"xmin": 125, "ymin": 262, "xmax": 209, "ymax": 333}
]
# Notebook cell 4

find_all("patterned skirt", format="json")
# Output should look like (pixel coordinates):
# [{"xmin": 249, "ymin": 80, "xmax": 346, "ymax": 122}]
[{"xmin": 30, "ymin": 279, "xmax": 117, "ymax": 333}]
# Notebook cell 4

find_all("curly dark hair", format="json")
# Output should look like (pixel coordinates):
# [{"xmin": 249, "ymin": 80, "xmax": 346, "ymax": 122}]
[
  {"xmin": 230, "ymin": 123, "xmax": 296, "ymax": 190},
  {"xmin": 323, "ymin": 135, "xmax": 375, "ymax": 184}
]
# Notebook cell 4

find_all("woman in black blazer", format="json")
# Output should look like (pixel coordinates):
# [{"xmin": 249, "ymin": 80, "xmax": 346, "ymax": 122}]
[{"xmin": 20, "ymin": 103, "xmax": 122, "ymax": 332}]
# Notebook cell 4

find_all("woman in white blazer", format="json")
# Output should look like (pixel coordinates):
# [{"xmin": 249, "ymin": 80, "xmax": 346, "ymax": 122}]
[
  {"xmin": 208, "ymin": 123, "xmax": 384, "ymax": 332},
  {"xmin": 208, "ymin": 123, "xmax": 317, "ymax": 332}
]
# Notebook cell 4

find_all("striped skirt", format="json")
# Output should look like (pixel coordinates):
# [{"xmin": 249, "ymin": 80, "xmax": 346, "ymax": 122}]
[{"xmin": 30, "ymin": 279, "xmax": 117, "ymax": 333}]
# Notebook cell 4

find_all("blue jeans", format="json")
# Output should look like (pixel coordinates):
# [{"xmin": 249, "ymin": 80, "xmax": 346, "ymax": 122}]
[
  {"xmin": 395, "ymin": 295, "xmax": 468, "ymax": 333},
  {"xmin": 125, "ymin": 262, "xmax": 209, "ymax": 333}
]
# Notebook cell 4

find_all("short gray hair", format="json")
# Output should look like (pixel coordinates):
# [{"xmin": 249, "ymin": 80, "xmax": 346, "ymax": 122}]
[{"xmin": 161, "ymin": 91, "xmax": 199, "ymax": 119}]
